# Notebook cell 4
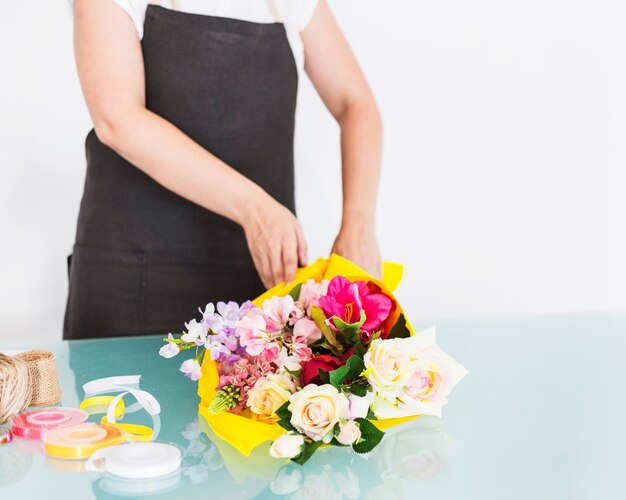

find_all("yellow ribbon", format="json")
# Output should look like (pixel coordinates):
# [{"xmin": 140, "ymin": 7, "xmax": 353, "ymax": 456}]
[
  {"xmin": 99, "ymin": 416, "xmax": 153, "ymax": 442},
  {"xmin": 80, "ymin": 395, "xmax": 125, "ymax": 419}
]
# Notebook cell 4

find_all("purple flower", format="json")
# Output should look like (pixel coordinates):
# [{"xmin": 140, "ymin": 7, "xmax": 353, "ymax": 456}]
[
  {"xmin": 159, "ymin": 334, "xmax": 180, "ymax": 359},
  {"xmin": 182, "ymin": 319, "xmax": 208, "ymax": 345},
  {"xmin": 200, "ymin": 303, "xmax": 224, "ymax": 333},
  {"xmin": 180, "ymin": 358, "xmax": 202, "ymax": 381}
]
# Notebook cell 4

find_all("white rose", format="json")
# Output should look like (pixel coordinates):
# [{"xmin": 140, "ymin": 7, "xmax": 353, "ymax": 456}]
[
  {"xmin": 247, "ymin": 375, "xmax": 293, "ymax": 420},
  {"xmin": 369, "ymin": 326, "xmax": 468, "ymax": 419},
  {"xmin": 288, "ymin": 384, "xmax": 349, "ymax": 443},
  {"xmin": 269, "ymin": 433, "xmax": 305, "ymax": 459},
  {"xmin": 396, "ymin": 349, "xmax": 453, "ymax": 416},
  {"xmin": 364, "ymin": 338, "xmax": 416, "ymax": 402},
  {"xmin": 335, "ymin": 419, "xmax": 361, "ymax": 445}
]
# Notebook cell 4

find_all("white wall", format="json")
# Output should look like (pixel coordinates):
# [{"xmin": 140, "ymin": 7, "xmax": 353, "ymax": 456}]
[{"xmin": 1, "ymin": 0, "xmax": 625, "ymax": 343}]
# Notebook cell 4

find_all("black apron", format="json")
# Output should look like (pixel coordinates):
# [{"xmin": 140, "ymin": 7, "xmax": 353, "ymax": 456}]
[{"xmin": 63, "ymin": 6, "xmax": 298, "ymax": 340}]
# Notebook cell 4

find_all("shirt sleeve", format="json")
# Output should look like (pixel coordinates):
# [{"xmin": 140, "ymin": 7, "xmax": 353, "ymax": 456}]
[
  {"xmin": 109, "ymin": 0, "xmax": 148, "ymax": 38},
  {"xmin": 296, "ymin": 0, "xmax": 319, "ymax": 31}
]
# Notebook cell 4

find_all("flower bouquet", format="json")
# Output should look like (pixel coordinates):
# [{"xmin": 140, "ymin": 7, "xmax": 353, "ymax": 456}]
[{"xmin": 160, "ymin": 254, "xmax": 467, "ymax": 464}]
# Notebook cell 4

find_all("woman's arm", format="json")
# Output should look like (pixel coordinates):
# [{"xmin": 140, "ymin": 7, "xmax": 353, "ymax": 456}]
[
  {"xmin": 73, "ymin": 0, "xmax": 307, "ymax": 287},
  {"xmin": 301, "ymin": 0, "xmax": 383, "ymax": 278}
]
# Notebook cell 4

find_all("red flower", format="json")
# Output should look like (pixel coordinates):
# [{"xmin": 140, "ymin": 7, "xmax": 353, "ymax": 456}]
[{"xmin": 301, "ymin": 355, "xmax": 343, "ymax": 386}]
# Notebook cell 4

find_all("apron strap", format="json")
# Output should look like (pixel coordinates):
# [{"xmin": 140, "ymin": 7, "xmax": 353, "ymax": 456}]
[{"xmin": 266, "ymin": 0, "xmax": 282, "ymax": 23}]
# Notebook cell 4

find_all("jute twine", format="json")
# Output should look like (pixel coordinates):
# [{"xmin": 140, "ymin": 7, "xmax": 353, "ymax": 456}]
[{"xmin": 0, "ymin": 350, "xmax": 61, "ymax": 424}]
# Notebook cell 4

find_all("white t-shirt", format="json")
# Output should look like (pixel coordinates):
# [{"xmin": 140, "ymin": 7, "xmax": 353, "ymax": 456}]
[{"xmin": 104, "ymin": 0, "xmax": 318, "ymax": 72}]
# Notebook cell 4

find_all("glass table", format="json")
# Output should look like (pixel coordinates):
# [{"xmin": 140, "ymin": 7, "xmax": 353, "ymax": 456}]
[{"xmin": 1, "ymin": 311, "xmax": 624, "ymax": 499}]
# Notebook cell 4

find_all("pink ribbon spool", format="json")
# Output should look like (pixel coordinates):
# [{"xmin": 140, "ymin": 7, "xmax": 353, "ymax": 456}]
[{"xmin": 11, "ymin": 408, "xmax": 88, "ymax": 440}]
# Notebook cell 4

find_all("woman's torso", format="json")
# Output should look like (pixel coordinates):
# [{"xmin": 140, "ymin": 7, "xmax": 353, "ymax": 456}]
[{"xmin": 65, "ymin": 1, "xmax": 317, "ymax": 338}]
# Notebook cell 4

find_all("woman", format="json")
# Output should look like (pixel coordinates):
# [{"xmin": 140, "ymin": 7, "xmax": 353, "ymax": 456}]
[{"xmin": 64, "ymin": 0, "xmax": 383, "ymax": 339}]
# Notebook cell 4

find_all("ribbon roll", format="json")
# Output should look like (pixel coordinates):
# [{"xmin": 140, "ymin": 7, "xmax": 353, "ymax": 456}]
[
  {"xmin": 106, "ymin": 389, "xmax": 161, "ymax": 422},
  {"xmin": 81, "ymin": 376, "xmax": 161, "ymax": 440},
  {"xmin": 80, "ymin": 396, "xmax": 125, "ymax": 419},
  {"xmin": 11, "ymin": 408, "xmax": 88, "ymax": 440},
  {"xmin": 43, "ymin": 422, "xmax": 153, "ymax": 460},
  {"xmin": 85, "ymin": 442, "xmax": 182, "ymax": 479}
]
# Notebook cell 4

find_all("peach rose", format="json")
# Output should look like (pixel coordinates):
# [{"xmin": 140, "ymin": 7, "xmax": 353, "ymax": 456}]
[
  {"xmin": 247, "ymin": 373, "xmax": 295, "ymax": 419},
  {"xmin": 288, "ymin": 384, "xmax": 349, "ymax": 443}
]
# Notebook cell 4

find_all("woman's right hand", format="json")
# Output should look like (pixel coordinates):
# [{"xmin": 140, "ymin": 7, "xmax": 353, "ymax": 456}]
[{"xmin": 240, "ymin": 193, "xmax": 308, "ymax": 289}]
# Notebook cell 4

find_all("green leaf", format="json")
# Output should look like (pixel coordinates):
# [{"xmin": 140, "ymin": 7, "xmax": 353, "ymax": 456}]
[
  {"xmin": 331, "ymin": 310, "xmax": 366, "ymax": 336},
  {"xmin": 311, "ymin": 306, "xmax": 342, "ymax": 352},
  {"xmin": 347, "ymin": 382, "xmax": 367, "ymax": 397},
  {"xmin": 318, "ymin": 368, "xmax": 330, "ymax": 385},
  {"xmin": 386, "ymin": 313, "xmax": 411, "ymax": 339},
  {"xmin": 277, "ymin": 419, "xmax": 296, "ymax": 432},
  {"xmin": 275, "ymin": 401, "xmax": 296, "ymax": 431},
  {"xmin": 353, "ymin": 340, "xmax": 367, "ymax": 359},
  {"xmin": 329, "ymin": 355, "xmax": 365, "ymax": 389},
  {"xmin": 289, "ymin": 282, "xmax": 303, "ymax": 302},
  {"xmin": 291, "ymin": 439, "xmax": 324, "ymax": 465},
  {"xmin": 352, "ymin": 418, "xmax": 385, "ymax": 454},
  {"xmin": 275, "ymin": 401, "xmax": 291, "ymax": 421},
  {"xmin": 366, "ymin": 408, "xmax": 377, "ymax": 420}
]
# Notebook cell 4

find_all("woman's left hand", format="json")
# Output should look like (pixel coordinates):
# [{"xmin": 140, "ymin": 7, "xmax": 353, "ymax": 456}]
[{"xmin": 331, "ymin": 225, "xmax": 382, "ymax": 279}]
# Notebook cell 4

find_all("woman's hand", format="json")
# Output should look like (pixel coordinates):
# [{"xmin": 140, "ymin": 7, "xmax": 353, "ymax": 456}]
[
  {"xmin": 241, "ymin": 193, "xmax": 308, "ymax": 289},
  {"xmin": 331, "ymin": 223, "xmax": 382, "ymax": 279}
]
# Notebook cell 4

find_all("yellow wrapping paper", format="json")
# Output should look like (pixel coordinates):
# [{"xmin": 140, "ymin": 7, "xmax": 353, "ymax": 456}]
[{"xmin": 198, "ymin": 253, "xmax": 417, "ymax": 456}]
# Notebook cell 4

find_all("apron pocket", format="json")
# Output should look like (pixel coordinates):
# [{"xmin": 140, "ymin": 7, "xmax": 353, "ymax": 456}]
[{"xmin": 65, "ymin": 244, "xmax": 146, "ymax": 339}]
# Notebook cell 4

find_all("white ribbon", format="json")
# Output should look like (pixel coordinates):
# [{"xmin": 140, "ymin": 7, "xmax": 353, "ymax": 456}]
[
  {"xmin": 83, "ymin": 375, "xmax": 161, "ymax": 440},
  {"xmin": 83, "ymin": 375, "xmax": 141, "ymax": 396}
]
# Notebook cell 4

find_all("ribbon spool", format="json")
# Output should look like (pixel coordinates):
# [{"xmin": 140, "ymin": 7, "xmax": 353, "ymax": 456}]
[
  {"xmin": 43, "ymin": 422, "xmax": 153, "ymax": 460},
  {"xmin": 0, "ymin": 350, "xmax": 61, "ymax": 425},
  {"xmin": 15, "ymin": 351, "xmax": 61, "ymax": 407},
  {"xmin": 43, "ymin": 423, "xmax": 124, "ymax": 460},
  {"xmin": 85, "ymin": 442, "xmax": 182, "ymax": 479},
  {"xmin": 11, "ymin": 408, "xmax": 88, "ymax": 440}
]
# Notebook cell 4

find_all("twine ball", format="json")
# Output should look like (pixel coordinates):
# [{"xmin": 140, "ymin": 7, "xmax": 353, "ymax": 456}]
[{"xmin": 0, "ymin": 353, "xmax": 32, "ymax": 425}]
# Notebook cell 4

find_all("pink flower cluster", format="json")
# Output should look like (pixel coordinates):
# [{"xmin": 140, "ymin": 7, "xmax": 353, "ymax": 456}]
[
  {"xmin": 236, "ymin": 280, "xmax": 329, "ymax": 365},
  {"xmin": 216, "ymin": 354, "xmax": 277, "ymax": 412}
]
